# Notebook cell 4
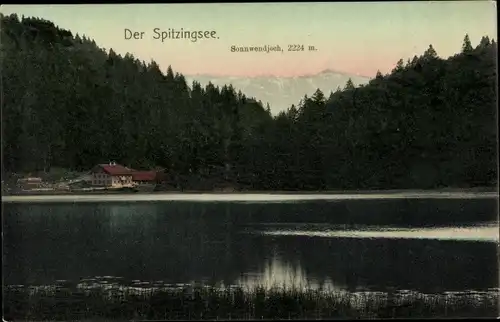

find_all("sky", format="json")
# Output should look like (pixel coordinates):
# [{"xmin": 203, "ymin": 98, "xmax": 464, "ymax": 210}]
[{"xmin": 1, "ymin": 2, "xmax": 497, "ymax": 78}]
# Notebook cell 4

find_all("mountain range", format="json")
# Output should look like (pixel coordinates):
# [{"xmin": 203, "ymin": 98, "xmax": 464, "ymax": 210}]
[{"xmin": 185, "ymin": 69, "xmax": 371, "ymax": 114}]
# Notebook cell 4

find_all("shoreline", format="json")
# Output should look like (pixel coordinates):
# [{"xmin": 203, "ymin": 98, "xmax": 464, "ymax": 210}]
[
  {"xmin": 2, "ymin": 190, "xmax": 498, "ymax": 203},
  {"xmin": 4, "ymin": 186, "xmax": 498, "ymax": 194}
]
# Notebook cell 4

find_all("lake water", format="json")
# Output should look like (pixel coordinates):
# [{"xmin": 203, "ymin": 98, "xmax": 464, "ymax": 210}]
[{"xmin": 3, "ymin": 196, "xmax": 499, "ymax": 295}]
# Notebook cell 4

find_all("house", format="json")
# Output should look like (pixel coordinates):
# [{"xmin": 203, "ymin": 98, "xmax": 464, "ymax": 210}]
[
  {"xmin": 131, "ymin": 171, "xmax": 158, "ymax": 184},
  {"xmin": 90, "ymin": 162, "xmax": 134, "ymax": 188},
  {"xmin": 17, "ymin": 177, "xmax": 43, "ymax": 190}
]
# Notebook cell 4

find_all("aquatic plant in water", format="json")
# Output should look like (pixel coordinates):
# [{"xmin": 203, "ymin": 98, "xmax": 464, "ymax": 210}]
[{"xmin": 3, "ymin": 282, "xmax": 499, "ymax": 320}]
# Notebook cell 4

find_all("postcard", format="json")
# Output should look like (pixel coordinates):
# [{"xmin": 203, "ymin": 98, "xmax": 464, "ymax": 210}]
[{"xmin": 1, "ymin": 2, "xmax": 498, "ymax": 320}]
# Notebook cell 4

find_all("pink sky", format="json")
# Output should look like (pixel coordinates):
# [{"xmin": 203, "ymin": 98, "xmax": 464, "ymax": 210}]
[{"xmin": 1, "ymin": 3, "xmax": 497, "ymax": 77}]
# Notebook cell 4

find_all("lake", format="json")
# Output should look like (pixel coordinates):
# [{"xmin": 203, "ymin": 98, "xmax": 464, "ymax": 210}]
[{"xmin": 3, "ymin": 195, "xmax": 499, "ymax": 296}]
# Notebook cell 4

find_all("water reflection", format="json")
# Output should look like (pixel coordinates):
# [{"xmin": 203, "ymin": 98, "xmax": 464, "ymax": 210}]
[
  {"xmin": 3, "ymin": 200, "xmax": 499, "ymax": 294},
  {"xmin": 252, "ymin": 225, "xmax": 499, "ymax": 242},
  {"xmin": 239, "ymin": 255, "xmax": 304, "ymax": 290},
  {"xmin": 106, "ymin": 203, "xmax": 159, "ymax": 233},
  {"xmin": 237, "ymin": 254, "xmax": 344, "ymax": 292}
]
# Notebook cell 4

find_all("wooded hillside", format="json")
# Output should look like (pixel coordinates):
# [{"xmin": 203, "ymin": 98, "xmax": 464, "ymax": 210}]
[{"xmin": 2, "ymin": 14, "xmax": 497, "ymax": 190}]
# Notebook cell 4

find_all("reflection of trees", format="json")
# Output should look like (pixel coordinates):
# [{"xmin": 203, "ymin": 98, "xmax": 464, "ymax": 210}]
[
  {"xmin": 255, "ymin": 235, "xmax": 498, "ymax": 293},
  {"xmin": 4, "ymin": 203, "xmax": 111, "ymax": 284},
  {"xmin": 236, "ymin": 254, "xmax": 342, "ymax": 292},
  {"xmin": 237, "ymin": 255, "xmax": 308, "ymax": 290},
  {"xmin": 6, "ymin": 201, "xmax": 497, "ymax": 293},
  {"xmin": 237, "ymin": 199, "xmax": 498, "ymax": 228},
  {"xmin": 139, "ymin": 202, "xmax": 243, "ymax": 283},
  {"xmin": 106, "ymin": 203, "xmax": 158, "ymax": 235}
]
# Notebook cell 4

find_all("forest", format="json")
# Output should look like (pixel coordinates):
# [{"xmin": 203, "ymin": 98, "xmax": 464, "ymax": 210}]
[{"xmin": 1, "ymin": 13, "xmax": 498, "ymax": 190}]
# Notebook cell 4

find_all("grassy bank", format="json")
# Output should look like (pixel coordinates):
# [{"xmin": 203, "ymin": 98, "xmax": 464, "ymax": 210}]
[{"xmin": 4, "ymin": 284, "xmax": 498, "ymax": 320}]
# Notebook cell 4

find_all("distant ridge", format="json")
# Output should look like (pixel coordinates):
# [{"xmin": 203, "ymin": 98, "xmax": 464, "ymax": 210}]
[{"xmin": 185, "ymin": 70, "xmax": 371, "ymax": 114}]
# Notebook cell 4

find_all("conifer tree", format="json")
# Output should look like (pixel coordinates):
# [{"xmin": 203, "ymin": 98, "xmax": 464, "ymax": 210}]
[
  {"xmin": 344, "ymin": 78, "xmax": 355, "ymax": 90},
  {"xmin": 423, "ymin": 44, "xmax": 438, "ymax": 59},
  {"xmin": 1, "ymin": 14, "xmax": 497, "ymax": 191},
  {"xmin": 392, "ymin": 59, "xmax": 404, "ymax": 73},
  {"xmin": 462, "ymin": 34, "xmax": 473, "ymax": 53}
]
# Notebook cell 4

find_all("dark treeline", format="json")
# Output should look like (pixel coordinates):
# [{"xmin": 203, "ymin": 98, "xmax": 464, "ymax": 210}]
[{"xmin": 2, "ymin": 14, "xmax": 498, "ymax": 190}]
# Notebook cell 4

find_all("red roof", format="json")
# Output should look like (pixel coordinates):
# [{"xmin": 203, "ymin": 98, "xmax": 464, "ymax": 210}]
[
  {"xmin": 97, "ymin": 164, "xmax": 133, "ymax": 176},
  {"xmin": 94, "ymin": 163, "xmax": 159, "ymax": 181},
  {"xmin": 132, "ymin": 171, "xmax": 157, "ymax": 182}
]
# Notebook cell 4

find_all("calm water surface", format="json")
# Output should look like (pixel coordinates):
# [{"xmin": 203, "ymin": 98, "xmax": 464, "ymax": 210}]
[{"xmin": 3, "ymin": 198, "xmax": 499, "ymax": 294}]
